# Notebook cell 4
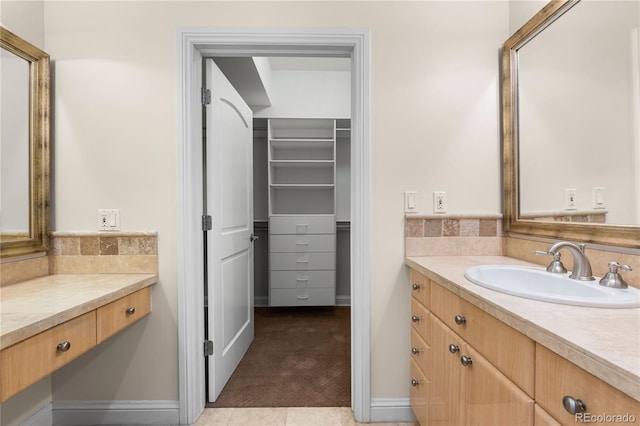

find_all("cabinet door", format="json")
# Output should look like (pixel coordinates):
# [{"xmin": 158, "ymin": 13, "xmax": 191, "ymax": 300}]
[
  {"xmin": 429, "ymin": 316, "xmax": 464, "ymax": 426},
  {"xmin": 410, "ymin": 356, "xmax": 429, "ymax": 426},
  {"xmin": 536, "ymin": 344, "xmax": 640, "ymax": 425},
  {"xmin": 463, "ymin": 343, "xmax": 534, "ymax": 426}
]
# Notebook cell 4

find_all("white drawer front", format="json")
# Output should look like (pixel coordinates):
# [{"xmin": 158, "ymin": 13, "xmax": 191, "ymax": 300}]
[
  {"xmin": 270, "ymin": 252, "xmax": 336, "ymax": 271},
  {"xmin": 270, "ymin": 270, "xmax": 335, "ymax": 289},
  {"xmin": 270, "ymin": 288, "xmax": 335, "ymax": 307},
  {"xmin": 270, "ymin": 234, "xmax": 335, "ymax": 253},
  {"xmin": 269, "ymin": 215, "xmax": 335, "ymax": 235}
]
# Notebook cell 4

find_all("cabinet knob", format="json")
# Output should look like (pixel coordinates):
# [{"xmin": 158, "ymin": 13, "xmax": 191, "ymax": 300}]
[
  {"xmin": 57, "ymin": 341, "xmax": 71, "ymax": 352},
  {"xmin": 126, "ymin": 307, "xmax": 136, "ymax": 315},
  {"xmin": 411, "ymin": 379, "xmax": 419, "ymax": 387},
  {"xmin": 412, "ymin": 283, "xmax": 420, "ymax": 290},
  {"xmin": 562, "ymin": 395, "xmax": 587, "ymax": 415},
  {"xmin": 454, "ymin": 314, "xmax": 466, "ymax": 325},
  {"xmin": 411, "ymin": 347, "xmax": 420, "ymax": 355},
  {"xmin": 411, "ymin": 315, "xmax": 420, "ymax": 323},
  {"xmin": 460, "ymin": 355, "xmax": 473, "ymax": 367},
  {"xmin": 448, "ymin": 344, "xmax": 460, "ymax": 354}
]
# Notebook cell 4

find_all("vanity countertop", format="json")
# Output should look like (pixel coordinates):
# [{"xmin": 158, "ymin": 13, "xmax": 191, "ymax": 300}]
[
  {"xmin": 406, "ymin": 255, "xmax": 640, "ymax": 402},
  {"xmin": 0, "ymin": 273, "xmax": 157, "ymax": 349}
]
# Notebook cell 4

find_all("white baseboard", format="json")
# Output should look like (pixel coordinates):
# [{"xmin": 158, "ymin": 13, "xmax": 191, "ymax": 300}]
[
  {"xmin": 21, "ymin": 403, "xmax": 52, "ymax": 426},
  {"xmin": 51, "ymin": 400, "xmax": 180, "ymax": 425},
  {"xmin": 370, "ymin": 398, "xmax": 416, "ymax": 423}
]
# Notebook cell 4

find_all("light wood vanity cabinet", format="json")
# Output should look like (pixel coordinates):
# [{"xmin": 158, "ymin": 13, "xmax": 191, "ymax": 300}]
[
  {"xmin": 1, "ymin": 312, "xmax": 97, "ymax": 402},
  {"xmin": 0, "ymin": 287, "xmax": 151, "ymax": 402},
  {"xmin": 409, "ymin": 266, "xmax": 640, "ymax": 426}
]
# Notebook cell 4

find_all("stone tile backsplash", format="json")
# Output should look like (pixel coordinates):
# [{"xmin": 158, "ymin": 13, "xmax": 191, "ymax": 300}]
[
  {"xmin": 405, "ymin": 214, "xmax": 504, "ymax": 256},
  {"xmin": 50, "ymin": 232, "xmax": 158, "ymax": 274}
]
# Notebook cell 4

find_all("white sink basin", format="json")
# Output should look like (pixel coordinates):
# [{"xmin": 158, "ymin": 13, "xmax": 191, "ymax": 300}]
[{"xmin": 464, "ymin": 265, "xmax": 640, "ymax": 308}]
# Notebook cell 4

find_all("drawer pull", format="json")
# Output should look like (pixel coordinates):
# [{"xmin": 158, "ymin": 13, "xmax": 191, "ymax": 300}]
[
  {"xmin": 411, "ymin": 347, "xmax": 420, "ymax": 355},
  {"xmin": 412, "ymin": 283, "xmax": 420, "ymax": 290},
  {"xmin": 411, "ymin": 379, "xmax": 419, "ymax": 387},
  {"xmin": 448, "ymin": 344, "xmax": 460, "ymax": 354},
  {"xmin": 460, "ymin": 355, "xmax": 473, "ymax": 367},
  {"xmin": 411, "ymin": 315, "xmax": 420, "ymax": 323},
  {"xmin": 296, "ymin": 295, "xmax": 309, "ymax": 300},
  {"xmin": 296, "ymin": 259, "xmax": 309, "ymax": 263},
  {"xmin": 454, "ymin": 314, "xmax": 466, "ymax": 325},
  {"xmin": 296, "ymin": 241, "xmax": 309, "ymax": 245},
  {"xmin": 57, "ymin": 341, "xmax": 71, "ymax": 352},
  {"xmin": 296, "ymin": 277, "xmax": 309, "ymax": 282},
  {"xmin": 126, "ymin": 307, "xmax": 136, "ymax": 315},
  {"xmin": 562, "ymin": 395, "xmax": 587, "ymax": 415}
]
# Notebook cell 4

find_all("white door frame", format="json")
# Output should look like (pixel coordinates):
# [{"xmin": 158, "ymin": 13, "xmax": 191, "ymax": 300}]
[{"xmin": 176, "ymin": 27, "xmax": 371, "ymax": 425}]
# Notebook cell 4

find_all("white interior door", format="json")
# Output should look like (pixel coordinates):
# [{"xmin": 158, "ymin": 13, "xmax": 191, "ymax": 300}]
[{"xmin": 204, "ymin": 58, "xmax": 254, "ymax": 402}]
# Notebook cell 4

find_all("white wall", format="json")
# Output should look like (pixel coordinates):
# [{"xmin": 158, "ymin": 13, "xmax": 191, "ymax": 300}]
[{"xmin": 39, "ymin": 0, "xmax": 507, "ymax": 414}]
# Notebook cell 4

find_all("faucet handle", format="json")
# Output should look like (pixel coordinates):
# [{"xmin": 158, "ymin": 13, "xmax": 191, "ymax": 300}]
[
  {"xmin": 533, "ymin": 250, "xmax": 568, "ymax": 274},
  {"xmin": 599, "ymin": 261, "xmax": 632, "ymax": 289}
]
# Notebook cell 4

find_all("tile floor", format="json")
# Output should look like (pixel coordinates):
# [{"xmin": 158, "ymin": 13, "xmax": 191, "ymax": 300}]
[{"xmin": 193, "ymin": 407, "xmax": 418, "ymax": 426}]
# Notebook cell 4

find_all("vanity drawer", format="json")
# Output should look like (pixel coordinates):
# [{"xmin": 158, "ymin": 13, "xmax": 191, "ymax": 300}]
[
  {"xmin": 270, "ymin": 252, "xmax": 336, "ymax": 271},
  {"xmin": 410, "ymin": 297, "xmax": 430, "ymax": 343},
  {"xmin": 270, "ymin": 234, "xmax": 335, "ymax": 253},
  {"xmin": 270, "ymin": 288, "xmax": 335, "ymax": 306},
  {"xmin": 430, "ymin": 282, "xmax": 534, "ymax": 397},
  {"xmin": 97, "ymin": 287, "xmax": 151, "ymax": 343},
  {"xmin": 0, "ymin": 311, "xmax": 97, "ymax": 402},
  {"xmin": 410, "ymin": 270, "xmax": 431, "ymax": 309},
  {"xmin": 269, "ymin": 215, "xmax": 335, "ymax": 235},
  {"xmin": 411, "ymin": 327, "xmax": 430, "ymax": 376},
  {"xmin": 535, "ymin": 344, "xmax": 640, "ymax": 425},
  {"xmin": 270, "ymin": 270, "xmax": 335, "ymax": 289}
]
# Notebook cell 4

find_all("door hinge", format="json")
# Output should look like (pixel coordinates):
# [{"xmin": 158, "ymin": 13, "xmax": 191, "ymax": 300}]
[
  {"xmin": 204, "ymin": 340, "xmax": 214, "ymax": 357},
  {"xmin": 201, "ymin": 88, "xmax": 211, "ymax": 105},
  {"xmin": 202, "ymin": 215, "xmax": 212, "ymax": 231}
]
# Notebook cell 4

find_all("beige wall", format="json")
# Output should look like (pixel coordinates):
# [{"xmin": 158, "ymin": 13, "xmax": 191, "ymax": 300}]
[{"xmin": 36, "ymin": 0, "xmax": 508, "ymax": 410}]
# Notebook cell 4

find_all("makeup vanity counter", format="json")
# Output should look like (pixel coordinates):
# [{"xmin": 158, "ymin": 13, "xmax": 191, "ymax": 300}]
[
  {"xmin": 406, "ymin": 256, "xmax": 640, "ymax": 410},
  {"xmin": 0, "ymin": 273, "xmax": 157, "ymax": 402}
]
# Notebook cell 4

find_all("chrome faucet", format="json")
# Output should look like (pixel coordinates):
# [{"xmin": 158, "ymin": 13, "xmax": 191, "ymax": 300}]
[{"xmin": 546, "ymin": 242, "xmax": 594, "ymax": 281}]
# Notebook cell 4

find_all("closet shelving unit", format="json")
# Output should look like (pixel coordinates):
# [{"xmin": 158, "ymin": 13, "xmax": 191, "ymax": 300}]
[{"xmin": 268, "ymin": 118, "xmax": 337, "ymax": 306}]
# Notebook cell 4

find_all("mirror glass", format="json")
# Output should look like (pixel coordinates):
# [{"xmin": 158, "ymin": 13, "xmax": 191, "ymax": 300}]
[
  {"xmin": 517, "ymin": 0, "xmax": 640, "ymax": 226},
  {"xmin": 0, "ymin": 27, "xmax": 50, "ymax": 258},
  {"xmin": 1, "ymin": 47, "xmax": 31, "ymax": 238}
]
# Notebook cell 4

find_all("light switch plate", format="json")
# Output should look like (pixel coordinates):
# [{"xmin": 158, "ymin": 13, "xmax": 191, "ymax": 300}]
[
  {"xmin": 404, "ymin": 191, "xmax": 417, "ymax": 213},
  {"xmin": 98, "ymin": 209, "xmax": 121, "ymax": 231}
]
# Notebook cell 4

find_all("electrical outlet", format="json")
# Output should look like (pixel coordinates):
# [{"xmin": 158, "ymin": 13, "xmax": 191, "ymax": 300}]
[
  {"xmin": 404, "ymin": 191, "xmax": 418, "ymax": 213},
  {"xmin": 564, "ymin": 188, "xmax": 577, "ymax": 210},
  {"xmin": 433, "ymin": 191, "xmax": 447, "ymax": 213},
  {"xmin": 98, "ymin": 209, "xmax": 121, "ymax": 231}
]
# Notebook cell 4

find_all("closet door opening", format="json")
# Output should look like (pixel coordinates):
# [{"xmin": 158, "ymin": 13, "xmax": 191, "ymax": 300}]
[{"xmin": 206, "ymin": 56, "xmax": 352, "ymax": 408}]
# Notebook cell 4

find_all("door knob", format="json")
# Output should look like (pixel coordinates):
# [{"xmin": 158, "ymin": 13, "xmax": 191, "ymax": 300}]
[
  {"xmin": 449, "ymin": 344, "xmax": 460, "ymax": 354},
  {"xmin": 460, "ymin": 355, "xmax": 473, "ymax": 367},
  {"xmin": 411, "ymin": 315, "xmax": 420, "ymax": 323},
  {"xmin": 454, "ymin": 314, "xmax": 466, "ymax": 325},
  {"xmin": 562, "ymin": 395, "xmax": 587, "ymax": 415},
  {"xmin": 250, "ymin": 234, "xmax": 259, "ymax": 242}
]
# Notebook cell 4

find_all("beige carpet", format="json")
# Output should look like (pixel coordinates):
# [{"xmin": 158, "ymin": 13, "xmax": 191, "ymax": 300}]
[{"xmin": 209, "ymin": 306, "xmax": 351, "ymax": 408}]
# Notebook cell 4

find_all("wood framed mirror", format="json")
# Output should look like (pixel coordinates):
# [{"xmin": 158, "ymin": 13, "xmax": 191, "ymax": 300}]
[
  {"xmin": 1, "ymin": 27, "xmax": 50, "ymax": 258},
  {"xmin": 501, "ymin": 0, "xmax": 640, "ymax": 249}
]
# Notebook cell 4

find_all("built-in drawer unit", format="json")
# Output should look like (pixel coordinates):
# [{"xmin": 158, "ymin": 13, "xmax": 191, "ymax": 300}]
[
  {"xmin": 535, "ymin": 344, "xmax": 640, "ymax": 425},
  {"xmin": 97, "ymin": 287, "xmax": 151, "ymax": 343},
  {"xmin": 430, "ymin": 282, "xmax": 535, "ymax": 397},
  {"xmin": 269, "ymin": 214, "xmax": 336, "ymax": 306},
  {"xmin": 410, "ymin": 297, "xmax": 430, "ymax": 343},
  {"xmin": 0, "ymin": 311, "xmax": 97, "ymax": 401}
]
